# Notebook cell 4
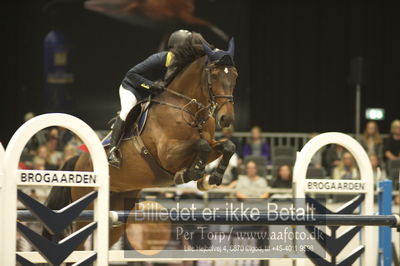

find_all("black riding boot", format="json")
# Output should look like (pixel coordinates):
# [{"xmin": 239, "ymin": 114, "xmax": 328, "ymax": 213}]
[{"xmin": 108, "ymin": 117, "xmax": 125, "ymax": 168}]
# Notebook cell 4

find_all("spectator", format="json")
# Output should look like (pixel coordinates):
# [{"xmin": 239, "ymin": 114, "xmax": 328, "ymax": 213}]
[
  {"xmin": 271, "ymin": 164, "xmax": 292, "ymax": 188},
  {"xmin": 384, "ymin": 119, "xmax": 400, "ymax": 161},
  {"xmin": 359, "ymin": 121, "xmax": 383, "ymax": 162},
  {"xmin": 235, "ymin": 161, "xmax": 269, "ymax": 200},
  {"xmin": 324, "ymin": 144, "xmax": 345, "ymax": 175},
  {"xmin": 217, "ymin": 125, "xmax": 242, "ymax": 158},
  {"xmin": 32, "ymin": 156, "xmax": 46, "ymax": 171},
  {"xmin": 332, "ymin": 152, "xmax": 359, "ymax": 180},
  {"xmin": 58, "ymin": 127, "xmax": 74, "ymax": 151},
  {"xmin": 61, "ymin": 144, "xmax": 79, "ymax": 166},
  {"xmin": 242, "ymin": 126, "xmax": 270, "ymax": 162},
  {"xmin": 369, "ymin": 154, "xmax": 385, "ymax": 183},
  {"xmin": 46, "ymin": 131, "xmax": 63, "ymax": 168},
  {"xmin": 36, "ymin": 145, "xmax": 57, "ymax": 170},
  {"xmin": 67, "ymin": 135, "xmax": 84, "ymax": 148},
  {"xmin": 48, "ymin": 127, "xmax": 59, "ymax": 140}
]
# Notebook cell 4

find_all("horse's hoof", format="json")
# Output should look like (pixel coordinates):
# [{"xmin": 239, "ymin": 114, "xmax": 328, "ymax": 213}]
[
  {"xmin": 173, "ymin": 169, "xmax": 186, "ymax": 185},
  {"xmin": 197, "ymin": 175, "xmax": 218, "ymax": 191}
]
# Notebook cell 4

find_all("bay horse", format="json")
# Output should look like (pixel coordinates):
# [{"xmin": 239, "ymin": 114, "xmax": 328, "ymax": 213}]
[{"xmin": 46, "ymin": 35, "xmax": 238, "ymax": 247}]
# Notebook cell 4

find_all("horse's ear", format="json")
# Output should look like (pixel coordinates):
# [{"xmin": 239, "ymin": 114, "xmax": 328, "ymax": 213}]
[
  {"xmin": 202, "ymin": 41, "xmax": 214, "ymax": 58},
  {"xmin": 227, "ymin": 37, "xmax": 235, "ymax": 59}
]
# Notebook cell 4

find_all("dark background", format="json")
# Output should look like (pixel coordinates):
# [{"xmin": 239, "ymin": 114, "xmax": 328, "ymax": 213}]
[{"xmin": 1, "ymin": 0, "xmax": 399, "ymax": 145}]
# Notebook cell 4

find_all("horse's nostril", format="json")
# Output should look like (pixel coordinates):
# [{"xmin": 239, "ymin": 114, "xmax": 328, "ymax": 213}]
[{"xmin": 219, "ymin": 115, "xmax": 232, "ymax": 128}]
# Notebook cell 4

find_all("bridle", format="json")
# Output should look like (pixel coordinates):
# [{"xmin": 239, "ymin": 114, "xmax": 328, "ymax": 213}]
[
  {"xmin": 151, "ymin": 62, "xmax": 235, "ymax": 136},
  {"xmin": 204, "ymin": 66, "xmax": 234, "ymax": 118}
]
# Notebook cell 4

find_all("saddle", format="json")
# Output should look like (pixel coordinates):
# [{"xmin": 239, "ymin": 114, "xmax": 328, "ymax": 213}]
[
  {"xmin": 101, "ymin": 100, "xmax": 151, "ymax": 147},
  {"xmin": 102, "ymin": 99, "xmax": 174, "ymax": 180}
]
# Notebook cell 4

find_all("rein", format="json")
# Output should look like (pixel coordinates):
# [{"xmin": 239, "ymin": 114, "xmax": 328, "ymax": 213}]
[{"xmin": 151, "ymin": 64, "xmax": 234, "ymax": 136}]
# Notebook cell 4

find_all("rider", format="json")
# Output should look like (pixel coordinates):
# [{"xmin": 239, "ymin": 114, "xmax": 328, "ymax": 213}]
[{"xmin": 108, "ymin": 29, "xmax": 192, "ymax": 168}]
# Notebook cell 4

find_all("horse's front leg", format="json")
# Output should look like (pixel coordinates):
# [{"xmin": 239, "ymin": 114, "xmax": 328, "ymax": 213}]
[
  {"xmin": 159, "ymin": 139, "xmax": 212, "ymax": 184},
  {"xmin": 178, "ymin": 138, "xmax": 212, "ymax": 184},
  {"xmin": 197, "ymin": 139, "xmax": 236, "ymax": 191}
]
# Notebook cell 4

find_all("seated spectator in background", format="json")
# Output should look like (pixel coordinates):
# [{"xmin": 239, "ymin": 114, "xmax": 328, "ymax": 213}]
[
  {"xmin": 32, "ymin": 156, "xmax": 46, "ymax": 171},
  {"xmin": 384, "ymin": 119, "xmax": 400, "ymax": 161},
  {"xmin": 36, "ymin": 145, "xmax": 57, "ymax": 170},
  {"xmin": 309, "ymin": 132, "xmax": 323, "ymax": 169},
  {"xmin": 235, "ymin": 161, "xmax": 269, "ymax": 200},
  {"xmin": 67, "ymin": 135, "xmax": 84, "ymax": 149},
  {"xmin": 46, "ymin": 130, "xmax": 63, "ymax": 168},
  {"xmin": 242, "ymin": 126, "xmax": 270, "ymax": 162},
  {"xmin": 332, "ymin": 152, "xmax": 359, "ymax": 180},
  {"xmin": 271, "ymin": 164, "xmax": 292, "ymax": 188},
  {"xmin": 324, "ymin": 144, "xmax": 345, "ymax": 176},
  {"xmin": 218, "ymin": 125, "xmax": 243, "ymax": 158},
  {"xmin": 359, "ymin": 121, "xmax": 383, "ymax": 162},
  {"xmin": 57, "ymin": 127, "xmax": 74, "ymax": 151},
  {"xmin": 61, "ymin": 144, "xmax": 79, "ymax": 166},
  {"xmin": 369, "ymin": 154, "xmax": 386, "ymax": 183}
]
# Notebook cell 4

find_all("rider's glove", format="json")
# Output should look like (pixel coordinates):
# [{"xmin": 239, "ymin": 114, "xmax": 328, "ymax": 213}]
[{"xmin": 149, "ymin": 81, "xmax": 165, "ymax": 95}]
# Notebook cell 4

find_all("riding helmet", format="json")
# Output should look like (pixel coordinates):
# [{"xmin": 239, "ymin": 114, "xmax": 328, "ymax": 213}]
[{"xmin": 168, "ymin": 30, "xmax": 192, "ymax": 49}]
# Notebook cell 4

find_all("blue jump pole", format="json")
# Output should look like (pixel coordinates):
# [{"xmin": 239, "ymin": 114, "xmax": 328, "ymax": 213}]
[{"xmin": 378, "ymin": 180, "xmax": 392, "ymax": 266}]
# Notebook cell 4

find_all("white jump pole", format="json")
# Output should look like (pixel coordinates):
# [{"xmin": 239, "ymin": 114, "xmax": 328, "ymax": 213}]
[{"xmin": 1, "ymin": 113, "xmax": 109, "ymax": 266}]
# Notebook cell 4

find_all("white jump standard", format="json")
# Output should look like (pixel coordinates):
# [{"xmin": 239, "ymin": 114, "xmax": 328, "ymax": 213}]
[{"xmin": 1, "ymin": 113, "xmax": 110, "ymax": 266}]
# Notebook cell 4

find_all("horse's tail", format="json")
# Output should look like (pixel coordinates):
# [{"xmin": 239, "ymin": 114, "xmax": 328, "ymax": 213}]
[{"xmin": 42, "ymin": 155, "xmax": 79, "ymax": 239}]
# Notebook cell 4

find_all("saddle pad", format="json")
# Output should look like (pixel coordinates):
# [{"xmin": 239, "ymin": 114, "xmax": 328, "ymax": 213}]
[{"xmin": 101, "ymin": 107, "xmax": 150, "ymax": 147}]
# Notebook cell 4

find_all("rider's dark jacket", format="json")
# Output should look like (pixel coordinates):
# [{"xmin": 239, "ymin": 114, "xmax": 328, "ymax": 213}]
[{"xmin": 121, "ymin": 51, "xmax": 173, "ymax": 101}]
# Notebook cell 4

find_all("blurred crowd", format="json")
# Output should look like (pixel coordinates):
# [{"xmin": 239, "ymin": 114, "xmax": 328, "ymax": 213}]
[
  {"xmin": 19, "ymin": 112, "xmax": 83, "ymax": 172},
  {"xmin": 17, "ymin": 112, "xmax": 400, "ymax": 204},
  {"xmin": 205, "ymin": 119, "xmax": 400, "ymax": 204}
]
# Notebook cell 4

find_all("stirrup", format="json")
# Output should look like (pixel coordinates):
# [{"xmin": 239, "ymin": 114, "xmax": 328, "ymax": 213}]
[{"xmin": 108, "ymin": 147, "xmax": 122, "ymax": 168}]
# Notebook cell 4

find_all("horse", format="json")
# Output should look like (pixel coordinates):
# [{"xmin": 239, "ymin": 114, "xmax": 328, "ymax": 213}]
[{"xmin": 46, "ymin": 36, "xmax": 238, "ymax": 247}]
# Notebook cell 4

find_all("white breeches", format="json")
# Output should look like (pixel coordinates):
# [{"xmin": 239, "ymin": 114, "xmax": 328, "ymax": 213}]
[{"xmin": 119, "ymin": 85, "xmax": 137, "ymax": 121}]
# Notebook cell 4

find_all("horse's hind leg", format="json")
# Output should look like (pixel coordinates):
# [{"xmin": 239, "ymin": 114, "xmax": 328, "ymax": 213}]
[{"xmin": 197, "ymin": 139, "xmax": 236, "ymax": 191}]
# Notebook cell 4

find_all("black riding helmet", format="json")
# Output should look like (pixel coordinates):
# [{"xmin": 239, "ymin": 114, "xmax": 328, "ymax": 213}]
[{"xmin": 168, "ymin": 30, "xmax": 192, "ymax": 49}]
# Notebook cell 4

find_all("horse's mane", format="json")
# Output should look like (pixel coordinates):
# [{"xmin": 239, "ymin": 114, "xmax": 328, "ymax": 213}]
[{"xmin": 164, "ymin": 32, "xmax": 213, "ymax": 85}]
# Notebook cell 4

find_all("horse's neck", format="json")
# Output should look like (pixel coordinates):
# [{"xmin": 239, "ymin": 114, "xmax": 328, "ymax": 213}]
[{"xmin": 168, "ymin": 56, "xmax": 207, "ymax": 104}]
